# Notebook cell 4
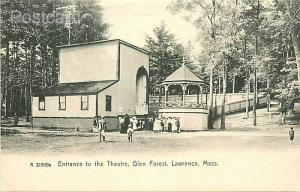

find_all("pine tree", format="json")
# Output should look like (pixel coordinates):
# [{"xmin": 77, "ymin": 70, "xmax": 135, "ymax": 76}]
[{"xmin": 145, "ymin": 22, "xmax": 185, "ymax": 94}]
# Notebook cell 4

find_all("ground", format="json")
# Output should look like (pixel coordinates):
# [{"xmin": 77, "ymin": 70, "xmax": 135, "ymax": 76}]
[
  {"xmin": 1, "ymin": 107, "xmax": 300, "ymax": 155},
  {"xmin": 2, "ymin": 107, "xmax": 300, "ymax": 191}
]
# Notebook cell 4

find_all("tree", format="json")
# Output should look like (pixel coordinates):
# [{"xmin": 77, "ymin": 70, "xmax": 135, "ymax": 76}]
[
  {"xmin": 145, "ymin": 22, "xmax": 185, "ymax": 94},
  {"xmin": 285, "ymin": 0, "xmax": 300, "ymax": 83},
  {"xmin": 170, "ymin": 0, "xmax": 245, "ymax": 129},
  {"xmin": 1, "ymin": 0, "xmax": 109, "ymax": 120},
  {"xmin": 169, "ymin": 0, "xmax": 225, "ymax": 128}
]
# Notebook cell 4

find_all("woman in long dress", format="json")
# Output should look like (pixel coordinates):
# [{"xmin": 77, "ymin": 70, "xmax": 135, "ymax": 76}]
[
  {"xmin": 171, "ymin": 117, "xmax": 178, "ymax": 133},
  {"xmin": 132, "ymin": 116, "xmax": 138, "ymax": 131},
  {"xmin": 153, "ymin": 118, "xmax": 162, "ymax": 133}
]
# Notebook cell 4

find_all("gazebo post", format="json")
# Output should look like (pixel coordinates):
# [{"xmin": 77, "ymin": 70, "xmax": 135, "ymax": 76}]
[
  {"xmin": 206, "ymin": 91, "xmax": 208, "ymax": 106},
  {"xmin": 197, "ymin": 85, "xmax": 200, "ymax": 105},
  {"xmin": 200, "ymin": 86, "xmax": 203, "ymax": 104},
  {"xmin": 164, "ymin": 84, "xmax": 169, "ymax": 107},
  {"xmin": 181, "ymin": 84, "xmax": 187, "ymax": 107},
  {"xmin": 158, "ymin": 86, "xmax": 162, "ymax": 103}
]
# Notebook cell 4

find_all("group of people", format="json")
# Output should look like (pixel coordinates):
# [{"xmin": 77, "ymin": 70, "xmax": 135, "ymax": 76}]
[
  {"xmin": 119, "ymin": 114, "xmax": 145, "ymax": 133},
  {"xmin": 93, "ymin": 115, "xmax": 295, "ymax": 144},
  {"xmin": 119, "ymin": 114, "xmax": 145, "ymax": 142},
  {"xmin": 153, "ymin": 116, "xmax": 180, "ymax": 133},
  {"xmin": 93, "ymin": 114, "xmax": 144, "ymax": 143}
]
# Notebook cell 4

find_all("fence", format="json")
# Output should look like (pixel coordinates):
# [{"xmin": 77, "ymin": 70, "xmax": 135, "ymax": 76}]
[{"xmin": 211, "ymin": 96, "xmax": 267, "ymax": 120}]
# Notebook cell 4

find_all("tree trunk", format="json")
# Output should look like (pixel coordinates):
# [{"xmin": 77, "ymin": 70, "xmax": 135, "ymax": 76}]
[
  {"xmin": 3, "ymin": 43, "xmax": 9, "ymax": 118},
  {"xmin": 232, "ymin": 76, "xmax": 235, "ymax": 93},
  {"xmin": 25, "ymin": 47, "xmax": 30, "ymax": 122},
  {"xmin": 253, "ymin": 67, "xmax": 257, "ymax": 126},
  {"xmin": 266, "ymin": 78, "xmax": 270, "ymax": 112},
  {"xmin": 29, "ymin": 45, "xmax": 35, "ymax": 120},
  {"xmin": 208, "ymin": 67, "xmax": 214, "ymax": 128},
  {"xmin": 218, "ymin": 77, "xmax": 221, "ymax": 94},
  {"xmin": 220, "ymin": 59, "xmax": 227, "ymax": 130},
  {"xmin": 255, "ymin": 75, "xmax": 258, "ymax": 103},
  {"xmin": 246, "ymin": 77, "xmax": 250, "ymax": 118},
  {"xmin": 209, "ymin": 68, "xmax": 214, "ymax": 108},
  {"xmin": 253, "ymin": 0, "xmax": 260, "ymax": 127}
]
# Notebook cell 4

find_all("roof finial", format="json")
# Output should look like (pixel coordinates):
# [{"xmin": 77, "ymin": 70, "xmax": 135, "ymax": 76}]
[{"xmin": 182, "ymin": 56, "xmax": 186, "ymax": 66}]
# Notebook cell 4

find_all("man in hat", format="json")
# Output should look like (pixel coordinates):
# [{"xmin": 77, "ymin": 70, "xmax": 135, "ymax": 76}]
[{"xmin": 98, "ymin": 116, "xmax": 107, "ymax": 142}]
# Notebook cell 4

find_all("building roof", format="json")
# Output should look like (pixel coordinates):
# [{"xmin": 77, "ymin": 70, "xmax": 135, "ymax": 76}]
[
  {"xmin": 33, "ymin": 80, "xmax": 118, "ymax": 96},
  {"xmin": 162, "ymin": 64, "xmax": 205, "ymax": 84},
  {"xmin": 57, "ymin": 39, "xmax": 149, "ymax": 54}
]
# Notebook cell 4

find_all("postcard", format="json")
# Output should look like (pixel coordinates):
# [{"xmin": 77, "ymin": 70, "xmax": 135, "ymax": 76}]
[{"xmin": 1, "ymin": 0, "xmax": 300, "ymax": 191}]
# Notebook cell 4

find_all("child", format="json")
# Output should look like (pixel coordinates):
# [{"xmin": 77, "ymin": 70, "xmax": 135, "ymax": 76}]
[
  {"xmin": 289, "ymin": 127, "xmax": 294, "ymax": 144},
  {"xmin": 127, "ymin": 124, "xmax": 133, "ymax": 142}
]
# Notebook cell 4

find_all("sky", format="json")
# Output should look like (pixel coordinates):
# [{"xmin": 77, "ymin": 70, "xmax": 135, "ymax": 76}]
[{"xmin": 100, "ymin": 0, "xmax": 201, "ymax": 53}]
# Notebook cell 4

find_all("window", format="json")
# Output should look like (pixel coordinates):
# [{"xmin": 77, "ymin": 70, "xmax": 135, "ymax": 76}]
[
  {"xmin": 59, "ymin": 96, "xmax": 66, "ymax": 110},
  {"xmin": 81, "ymin": 95, "xmax": 89, "ymax": 110},
  {"xmin": 39, "ymin": 96, "xmax": 45, "ymax": 110},
  {"xmin": 105, "ymin": 95, "xmax": 112, "ymax": 111}
]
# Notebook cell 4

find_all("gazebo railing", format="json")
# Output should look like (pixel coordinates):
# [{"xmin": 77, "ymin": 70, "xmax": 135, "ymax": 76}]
[{"xmin": 159, "ymin": 101, "xmax": 208, "ymax": 109}]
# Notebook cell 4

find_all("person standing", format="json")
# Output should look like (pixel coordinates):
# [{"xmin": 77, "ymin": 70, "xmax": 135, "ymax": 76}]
[
  {"xmin": 119, "ymin": 116, "xmax": 125, "ymax": 133},
  {"xmin": 127, "ymin": 124, "xmax": 133, "ymax": 142},
  {"xmin": 289, "ymin": 127, "xmax": 294, "ymax": 144},
  {"xmin": 13, "ymin": 113, "xmax": 19, "ymax": 127},
  {"xmin": 93, "ymin": 117, "xmax": 98, "ymax": 133},
  {"xmin": 176, "ymin": 118, "xmax": 181, "ymax": 133},
  {"xmin": 160, "ymin": 118, "xmax": 165, "ymax": 132},
  {"xmin": 163, "ymin": 117, "xmax": 168, "ymax": 132},
  {"xmin": 98, "ymin": 117, "xmax": 107, "ymax": 142},
  {"xmin": 281, "ymin": 104, "xmax": 288, "ymax": 125},
  {"xmin": 153, "ymin": 118, "xmax": 162, "ymax": 133},
  {"xmin": 171, "ymin": 117, "xmax": 177, "ymax": 133},
  {"xmin": 123, "ymin": 114, "xmax": 130, "ymax": 134},
  {"xmin": 132, "ymin": 116, "xmax": 138, "ymax": 131},
  {"xmin": 167, "ymin": 117, "xmax": 172, "ymax": 132}
]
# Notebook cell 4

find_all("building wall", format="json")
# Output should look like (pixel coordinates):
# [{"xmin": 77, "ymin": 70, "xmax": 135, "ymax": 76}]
[
  {"xmin": 103, "ymin": 117, "xmax": 119, "ymax": 131},
  {"xmin": 98, "ymin": 82, "xmax": 120, "ymax": 117},
  {"xmin": 32, "ymin": 95, "xmax": 96, "ymax": 118},
  {"xmin": 117, "ymin": 43, "xmax": 149, "ymax": 116},
  {"xmin": 59, "ymin": 41, "xmax": 119, "ymax": 83},
  {"xmin": 32, "ymin": 117, "xmax": 94, "ymax": 131},
  {"xmin": 159, "ymin": 108, "xmax": 208, "ymax": 131}
]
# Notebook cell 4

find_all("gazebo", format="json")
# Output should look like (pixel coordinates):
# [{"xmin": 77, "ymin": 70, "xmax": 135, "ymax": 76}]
[{"xmin": 158, "ymin": 63, "xmax": 209, "ymax": 131}]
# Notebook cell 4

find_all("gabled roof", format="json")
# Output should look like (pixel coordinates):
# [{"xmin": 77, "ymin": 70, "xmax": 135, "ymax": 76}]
[
  {"xmin": 33, "ymin": 80, "xmax": 118, "ymax": 96},
  {"xmin": 162, "ymin": 64, "xmax": 204, "ymax": 83}
]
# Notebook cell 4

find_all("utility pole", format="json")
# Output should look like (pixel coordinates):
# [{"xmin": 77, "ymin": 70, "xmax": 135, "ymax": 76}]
[
  {"xmin": 56, "ymin": 5, "xmax": 76, "ymax": 45},
  {"xmin": 158, "ymin": 43, "xmax": 164, "ymax": 104}
]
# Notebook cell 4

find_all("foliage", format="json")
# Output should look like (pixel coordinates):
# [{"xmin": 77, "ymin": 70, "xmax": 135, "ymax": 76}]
[
  {"xmin": 1, "ymin": 0, "xmax": 109, "ymax": 117},
  {"xmin": 145, "ymin": 22, "xmax": 185, "ymax": 94}
]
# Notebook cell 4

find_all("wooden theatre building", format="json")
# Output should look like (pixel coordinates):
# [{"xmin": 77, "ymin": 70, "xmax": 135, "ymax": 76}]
[{"xmin": 32, "ymin": 39, "xmax": 149, "ymax": 131}]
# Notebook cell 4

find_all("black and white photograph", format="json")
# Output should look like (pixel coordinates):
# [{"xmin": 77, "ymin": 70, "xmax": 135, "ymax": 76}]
[{"xmin": 1, "ymin": 0, "xmax": 300, "ymax": 191}]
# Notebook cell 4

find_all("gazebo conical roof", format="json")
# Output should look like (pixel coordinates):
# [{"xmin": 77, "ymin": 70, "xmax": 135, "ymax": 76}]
[{"xmin": 161, "ymin": 64, "xmax": 206, "ymax": 85}]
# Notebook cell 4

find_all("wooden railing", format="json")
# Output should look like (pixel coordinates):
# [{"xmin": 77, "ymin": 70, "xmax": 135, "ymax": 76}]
[
  {"xmin": 211, "ymin": 96, "xmax": 267, "ymax": 120},
  {"xmin": 159, "ymin": 101, "xmax": 208, "ymax": 109}
]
